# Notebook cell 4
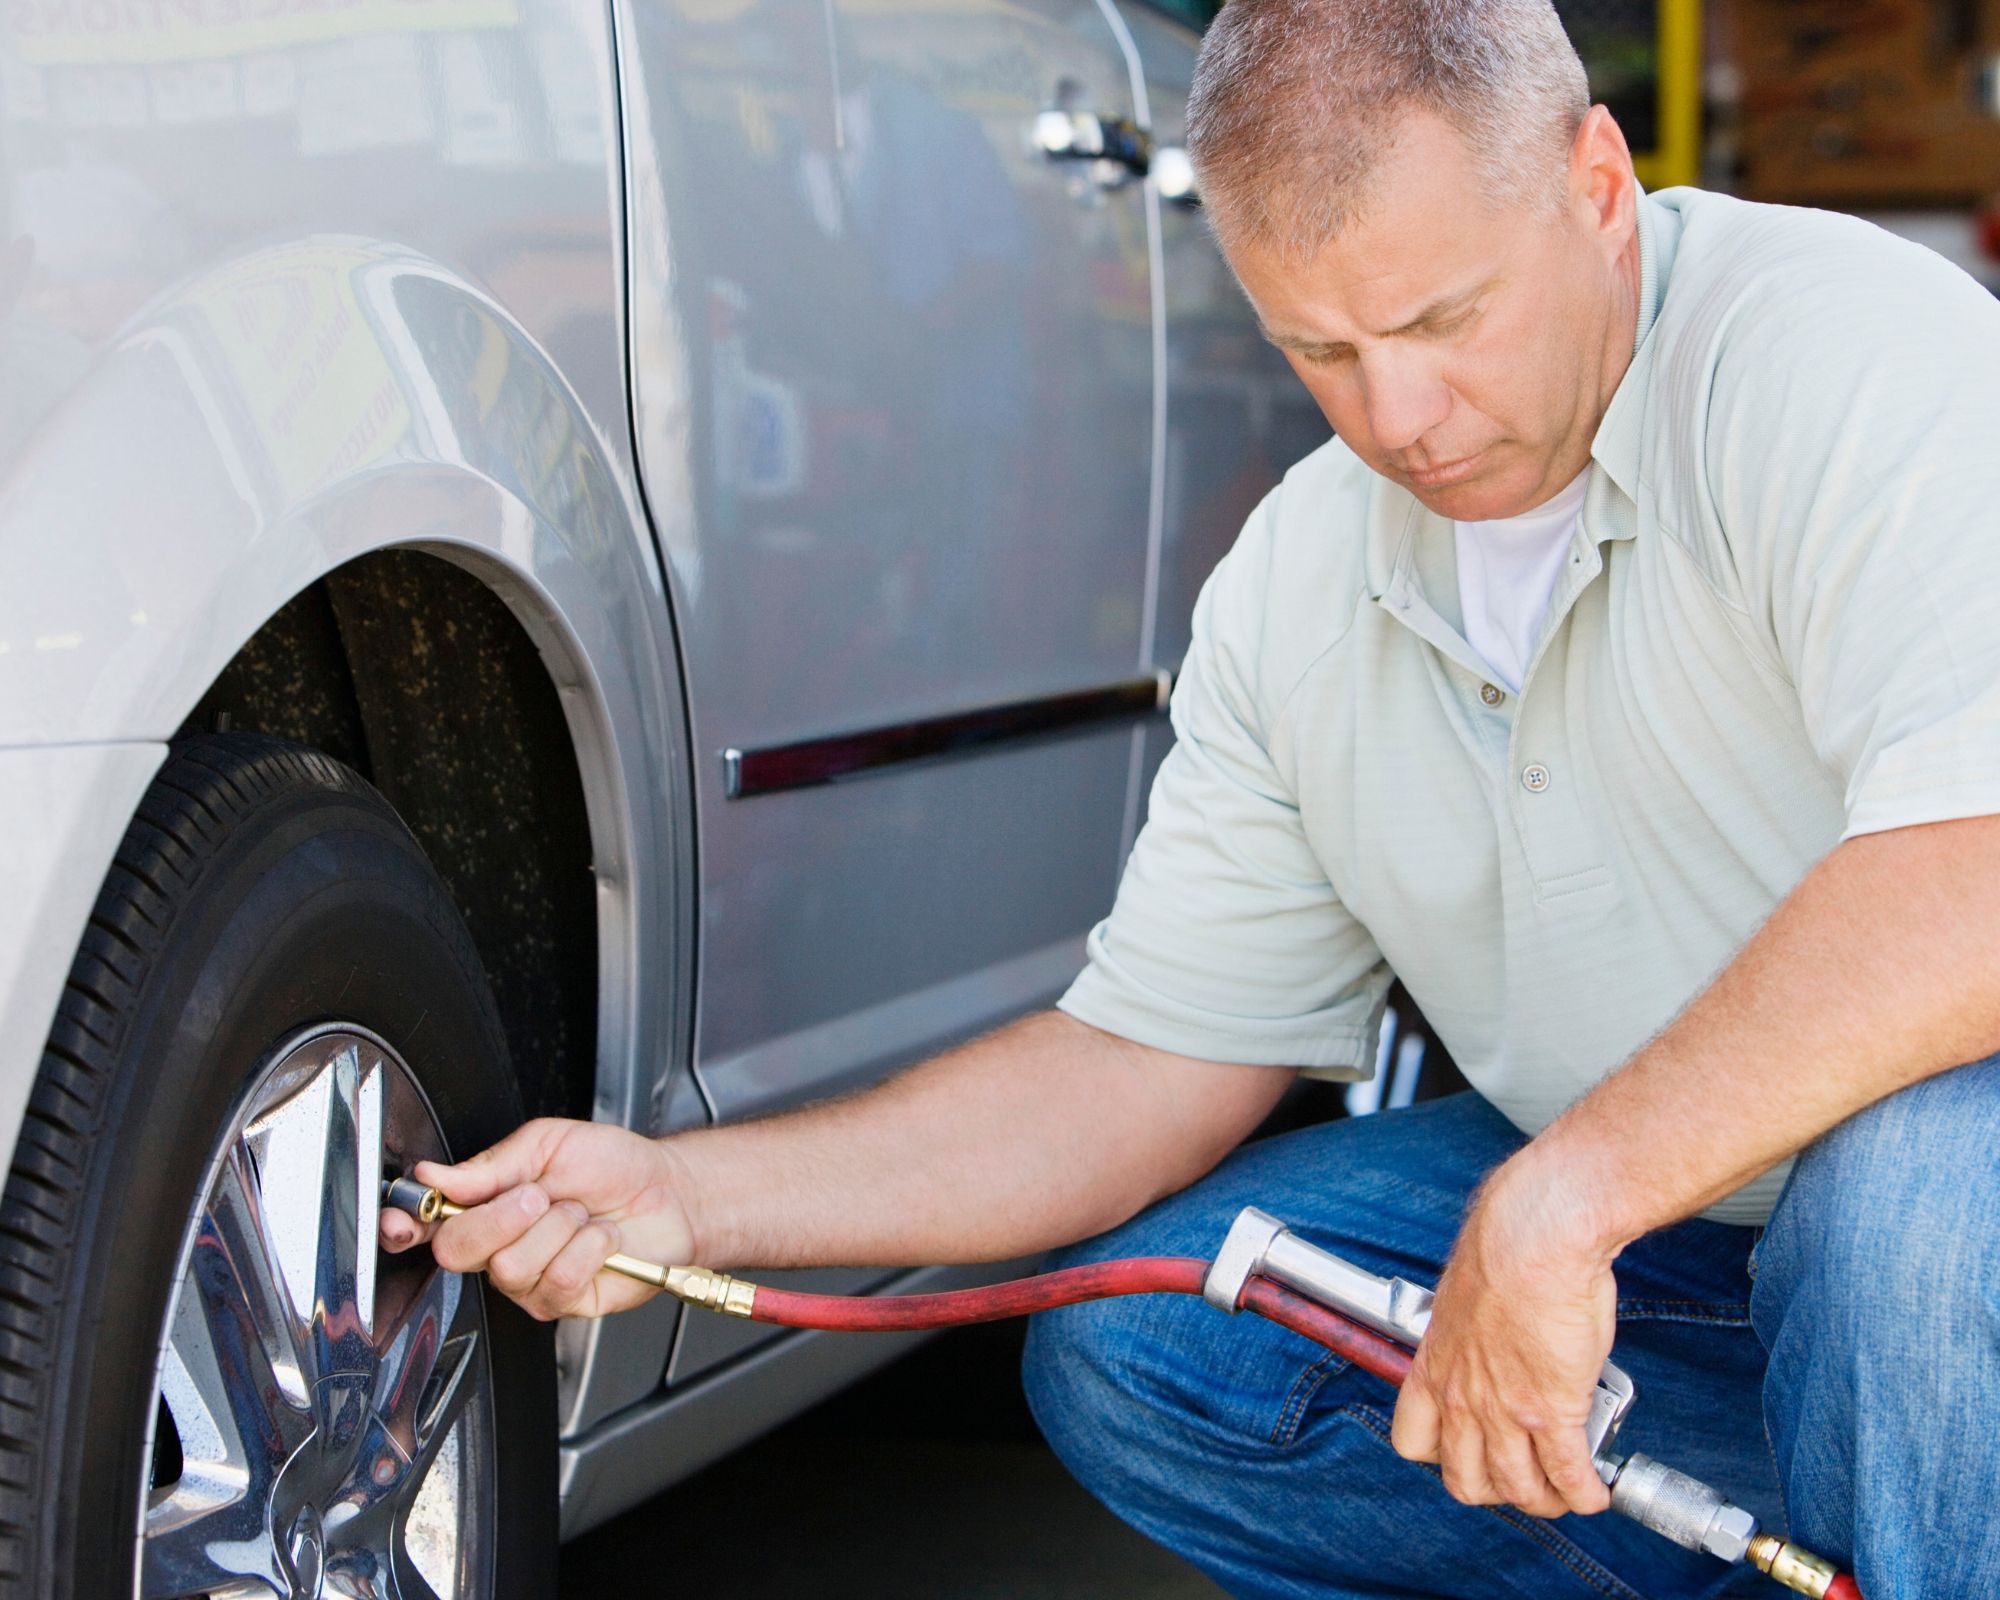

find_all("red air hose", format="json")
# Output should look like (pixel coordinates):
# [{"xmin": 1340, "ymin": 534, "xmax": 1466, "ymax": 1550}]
[
  {"xmin": 749, "ymin": 1257, "xmax": 1862, "ymax": 1599},
  {"xmin": 749, "ymin": 1255, "xmax": 1208, "ymax": 1329},
  {"xmin": 747, "ymin": 1255, "xmax": 1418, "ymax": 1388}
]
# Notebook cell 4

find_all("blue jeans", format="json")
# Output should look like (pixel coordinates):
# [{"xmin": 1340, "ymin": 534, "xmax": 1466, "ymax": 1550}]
[{"xmin": 1022, "ymin": 1063, "xmax": 2000, "ymax": 1598}]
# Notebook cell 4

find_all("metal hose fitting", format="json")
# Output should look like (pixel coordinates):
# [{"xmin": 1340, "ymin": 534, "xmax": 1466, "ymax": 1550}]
[
  {"xmin": 1603, "ymin": 1453, "xmax": 1758, "ymax": 1561},
  {"xmin": 1747, "ymin": 1533, "xmax": 1842, "ymax": 1598},
  {"xmin": 662, "ymin": 1265, "xmax": 758, "ymax": 1317}
]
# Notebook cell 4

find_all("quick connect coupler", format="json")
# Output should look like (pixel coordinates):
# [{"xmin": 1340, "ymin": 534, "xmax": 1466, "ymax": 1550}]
[{"xmin": 1600, "ymin": 1452, "xmax": 1757, "ymax": 1561}]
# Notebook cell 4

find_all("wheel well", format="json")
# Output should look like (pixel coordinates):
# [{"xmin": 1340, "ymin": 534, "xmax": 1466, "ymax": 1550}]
[{"xmin": 185, "ymin": 549, "xmax": 598, "ymax": 1123}]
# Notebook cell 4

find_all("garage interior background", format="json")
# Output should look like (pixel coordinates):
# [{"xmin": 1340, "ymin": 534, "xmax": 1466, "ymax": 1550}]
[
  {"xmin": 1589, "ymin": 0, "xmax": 2000, "ymax": 287},
  {"xmin": 561, "ymin": 3, "xmax": 2000, "ymax": 1595}
]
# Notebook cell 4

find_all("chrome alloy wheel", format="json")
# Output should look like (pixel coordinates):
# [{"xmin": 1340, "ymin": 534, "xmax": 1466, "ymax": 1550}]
[{"xmin": 136, "ymin": 1027, "xmax": 495, "ymax": 1600}]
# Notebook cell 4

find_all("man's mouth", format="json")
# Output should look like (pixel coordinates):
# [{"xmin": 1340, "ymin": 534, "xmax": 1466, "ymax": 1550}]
[{"xmin": 1400, "ymin": 451, "xmax": 1486, "ymax": 488}]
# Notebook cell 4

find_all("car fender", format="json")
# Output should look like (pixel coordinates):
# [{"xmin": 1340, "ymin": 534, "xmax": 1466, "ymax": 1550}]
[{"xmin": 0, "ymin": 236, "xmax": 695, "ymax": 1170}]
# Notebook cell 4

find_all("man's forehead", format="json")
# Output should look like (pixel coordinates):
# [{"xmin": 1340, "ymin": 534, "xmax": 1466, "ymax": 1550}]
[{"xmin": 1224, "ymin": 112, "xmax": 1530, "ymax": 341}]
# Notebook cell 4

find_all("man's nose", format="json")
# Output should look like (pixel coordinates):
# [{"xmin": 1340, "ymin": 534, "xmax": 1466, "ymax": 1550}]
[{"xmin": 1358, "ymin": 352, "xmax": 1452, "ymax": 455}]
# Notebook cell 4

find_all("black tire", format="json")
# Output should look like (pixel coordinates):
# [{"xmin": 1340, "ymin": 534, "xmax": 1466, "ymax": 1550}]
[{"xmin": 0, "ymin": 733, "xmax": 558, "ymax": 1599}]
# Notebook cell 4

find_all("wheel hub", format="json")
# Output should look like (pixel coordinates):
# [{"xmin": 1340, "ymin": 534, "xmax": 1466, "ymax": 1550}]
[{"xmin": 136, "ymin": 1026, "xmax": 495, "ymax": 1600}]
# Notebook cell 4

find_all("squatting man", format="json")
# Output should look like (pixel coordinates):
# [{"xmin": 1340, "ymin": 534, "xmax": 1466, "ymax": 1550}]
[{"xmin": 384, "ymin": 2, "xmax": 2000, "ymax": 1593}]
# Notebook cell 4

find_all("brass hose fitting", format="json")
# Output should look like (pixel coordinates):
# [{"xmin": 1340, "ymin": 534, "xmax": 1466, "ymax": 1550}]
[
  {"xmin": 662, "ymin": 1265, "xmax": 758, "ymax": 1317},
  {"xmin": 1746, "ymin": 1533, "xmax": 1840, "ymax": 1598},
  {"xmin": 381, "ymin": 1178, "xmax": 757, "ymax": 1316}
]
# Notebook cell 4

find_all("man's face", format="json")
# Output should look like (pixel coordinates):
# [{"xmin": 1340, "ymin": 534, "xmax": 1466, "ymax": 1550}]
[{"xmin": 1226, "ymin": 110, "xmax": 1634, "ymax": 522}]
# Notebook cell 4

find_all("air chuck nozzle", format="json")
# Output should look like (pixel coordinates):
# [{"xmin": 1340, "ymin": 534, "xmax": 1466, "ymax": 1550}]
[{"xmin": 382, "ymin": 1175, "xmax": 447, "ymax": 1223}]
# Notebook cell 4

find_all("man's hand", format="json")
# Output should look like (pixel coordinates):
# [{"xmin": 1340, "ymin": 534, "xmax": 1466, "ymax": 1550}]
[
  {"xmin": 1389, "ymin": 1157, "xmax": 1617, "ymax": 1520},
  {"xmin": 379, "ymin": 1117, "xmax": 692, "ymax": 1321}
]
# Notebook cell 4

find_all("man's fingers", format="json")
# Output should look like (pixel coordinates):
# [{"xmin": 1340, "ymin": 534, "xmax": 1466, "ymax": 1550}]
[
  {"xmin": 486, "ymin": 1200, "xmax": 591, "ymax": 1306},
  {"xmin": 430, "ymin": 1182, "xmax": 551, "ymax": 1275},
  {"xmin": 534, "ymin": 1218, "xmax": 623, "ymax": 1315},
  {"xmin": 412, "ymin": 1119, "xmax": 565, "ymax": 1208},
  {"xmin": 1389, "ymin": 1369, "xmax": 1443, "ymax": 1464},
  {"xmin": 378, "ymin": 1209, "xmax": 425, "ymax": 1252},
  {"xmin": 1438, "ymin": 1415, "xmax": 1499, "ymax": 1505},
  {"xmin": 1485, "ymin": 1429, "xmax": 1569, "ymax": 1519},
  {"xmin": 1533, "ymin": 1426, "xmax": 1611, "ymax": 1516}
]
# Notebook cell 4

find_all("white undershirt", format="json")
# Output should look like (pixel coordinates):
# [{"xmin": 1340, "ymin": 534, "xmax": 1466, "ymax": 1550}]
[{"xmin": 1453, "ymin": 468, "xmax": 1591, "ymax": 694}]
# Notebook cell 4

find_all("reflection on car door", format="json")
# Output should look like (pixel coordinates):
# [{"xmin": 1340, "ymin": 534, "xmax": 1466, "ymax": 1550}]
[{"xmin": 618, "ymin": 0, "xmax": 1154, "ymax": 1219}]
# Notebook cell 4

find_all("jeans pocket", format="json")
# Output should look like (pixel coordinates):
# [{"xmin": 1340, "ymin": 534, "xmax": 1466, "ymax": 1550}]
[{"xmin": 1270, "ymin": 1350, "xmax": 1351, "ymax": 1447}]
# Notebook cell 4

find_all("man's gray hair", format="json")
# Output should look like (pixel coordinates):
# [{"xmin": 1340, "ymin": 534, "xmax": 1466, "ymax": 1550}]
[{"xmin": 1187, "ymin": 0, "xmax": 1590, "ymax": 260}]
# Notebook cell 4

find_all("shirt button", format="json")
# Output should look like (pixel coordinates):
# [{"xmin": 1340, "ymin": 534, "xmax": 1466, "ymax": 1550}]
[
  {"xmin": 1521, "ymin": 763, "xmax": 1551, "ymax": 793},
  {"xmin": 1480, "ymin": 682, "xmax": 1504, "ymax": 706}
]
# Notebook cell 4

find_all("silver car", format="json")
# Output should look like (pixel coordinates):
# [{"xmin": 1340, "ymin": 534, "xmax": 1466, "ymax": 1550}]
[{"xmin": 0, "ymin": 2, "xmax": 1325, "ymax": 1593}]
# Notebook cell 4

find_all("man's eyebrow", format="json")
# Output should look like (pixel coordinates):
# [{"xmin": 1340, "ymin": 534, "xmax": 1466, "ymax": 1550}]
[
  {"xmin": 1259, "ymin": 283, "xmax": 1490, "ymax": 352},
  {"xmin": 1259, "ymin": 323, "xmax": 1353, "ymax": 355}
]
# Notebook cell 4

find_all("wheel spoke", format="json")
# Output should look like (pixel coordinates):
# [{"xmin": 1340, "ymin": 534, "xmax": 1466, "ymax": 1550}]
[
  {"xmin": 140, "ymin": 1485, "xmax": 287, "ymax": 1598},
  {"xmin": 393, "ymin": 1395, "xmax": 478, "ymax": 1600},
  {"xmin": 374, "ymin": 1264, "xmax": 478, "ymax": 1458},
  {"xmin": 247, "ymin": 1041, "xmax": 384, "ymax": 1383},
  {"xmin": 403, "ymin": 1329, "xmax": 480, "ymax": 1485},
  {"xmin": 374, "ymin": 1256, "xmax": 486, "ymax": 1598},
  {"xmin": 145, "ymin": 1144, "xmax": 312, "ymax": 1598},
  {"xmin": 176, "ymin": 1144, "xmax": 314, "ymax": 1476},
  {"xmin": 337, "ymin": 1279, "xmax": 482, "ymax": 1591}
]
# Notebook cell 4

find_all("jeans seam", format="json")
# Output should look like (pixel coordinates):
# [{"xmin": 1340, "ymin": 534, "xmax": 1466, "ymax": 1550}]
[
  {"xmin": 1270, "ymin": 1351, "xmax": 1347, "ymax": 1446},
  {"xmin": 1615, "ymin": 1299, "xmax": 1752, "ymax": 1327},
  {"xmin": 1339, "ymin": 1403, "xmax": 1653, "ymax": 1600}
]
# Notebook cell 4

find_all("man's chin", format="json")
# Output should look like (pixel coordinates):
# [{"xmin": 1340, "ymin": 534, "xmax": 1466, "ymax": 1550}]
[
  {"xmin": 1395, "ymin": 461, "xmax": 1546, "ymax": 522},
  {"xmin": 1405, "ymin": 476, "xmax": 1513, "ymax": 521}
]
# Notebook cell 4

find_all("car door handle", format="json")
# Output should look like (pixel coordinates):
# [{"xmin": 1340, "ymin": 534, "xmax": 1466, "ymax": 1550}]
[{"xmin": 1032, "ymin": 108, "xmax": 1151, "ymax": 181}]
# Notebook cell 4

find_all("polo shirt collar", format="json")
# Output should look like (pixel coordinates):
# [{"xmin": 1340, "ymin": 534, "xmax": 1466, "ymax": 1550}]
[{"xmin": 1588, "ymin": 188, "xmax": 1680, "ymax": 512}]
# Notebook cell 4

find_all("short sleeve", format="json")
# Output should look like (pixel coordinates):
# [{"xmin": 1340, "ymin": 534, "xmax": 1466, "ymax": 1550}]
[
  {"xmin": 1707, "ymin": 226, "xmax": 2000, "ymax": 841},
  {"xmin": 1057, "ymin": 494, "xmax": 1391, "ymax": 1074}
]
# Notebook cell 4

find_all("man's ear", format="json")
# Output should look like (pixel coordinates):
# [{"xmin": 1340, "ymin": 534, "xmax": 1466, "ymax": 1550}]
[{"xmin": 1568, "ymin": 105, "xmax": 1638, "ymax": 258}]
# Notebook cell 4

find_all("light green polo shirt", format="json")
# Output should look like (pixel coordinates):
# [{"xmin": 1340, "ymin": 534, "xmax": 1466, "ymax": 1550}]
[{"xmin": 1060, "ymin": 187, "xmax": 2000, "ymax": 1226}]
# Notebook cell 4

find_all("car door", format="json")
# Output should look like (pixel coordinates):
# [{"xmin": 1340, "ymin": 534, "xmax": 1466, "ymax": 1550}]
[{"xmin": 616, "ymin": 0, "xmax": 1158, "ymax": 1362}]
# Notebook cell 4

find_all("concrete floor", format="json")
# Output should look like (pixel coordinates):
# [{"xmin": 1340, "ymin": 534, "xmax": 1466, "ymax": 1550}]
[{"xmin": 559, "ymin": 1320, "xmax": 1226, "ymax": 1599}]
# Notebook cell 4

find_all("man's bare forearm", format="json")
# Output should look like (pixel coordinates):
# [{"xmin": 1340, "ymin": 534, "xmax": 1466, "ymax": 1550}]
[
  {"xmin": 1504, "ymin": 814, "xmax": 2000, "ymax": 1258},
  {"xmin": 663, "ymin": 1010, "xmax": 1295, "ymax": 1271}
]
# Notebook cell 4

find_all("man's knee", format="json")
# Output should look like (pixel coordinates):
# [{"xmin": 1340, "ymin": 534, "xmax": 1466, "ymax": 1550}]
[
  {"xmin": 1752, "ymin": 1056, "xmax": 2000, "ymax": 1571},
  {"xmin": 1022, "ymin": 1282, "xmax": 1224, "ymax": 1503},
  {"xmin": 1755, "ymin": 1052, "xmax": 2000, "ymax": 1333},
  {"xmin": 1021, "ymin": 1296, "xmax": 1126, "ymax": 1486}
]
